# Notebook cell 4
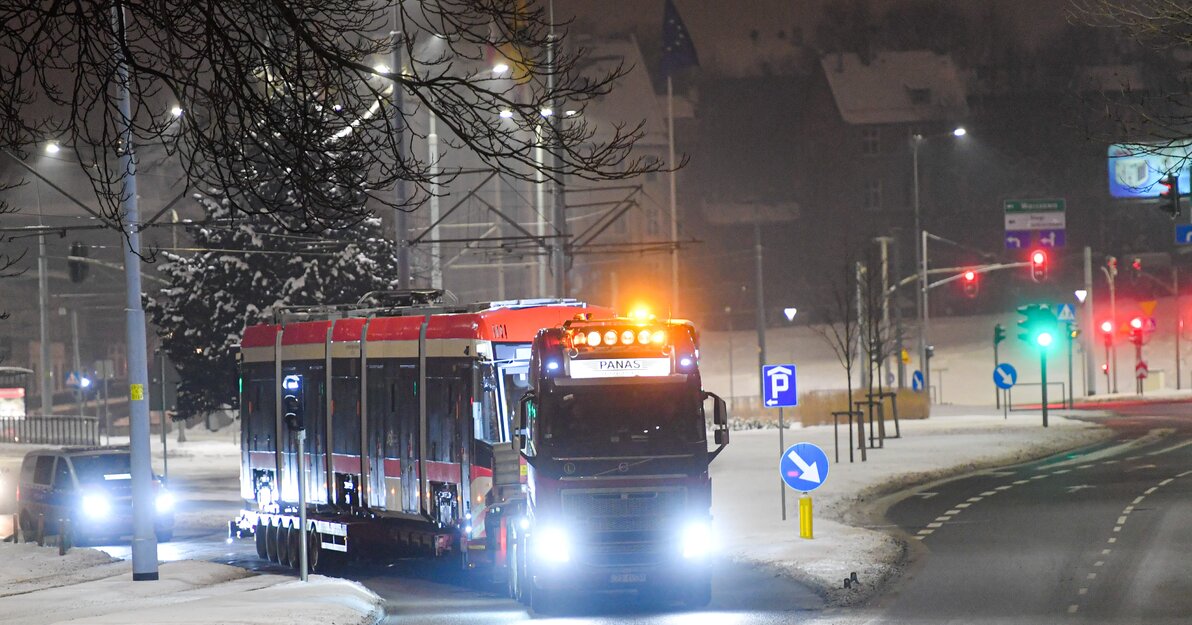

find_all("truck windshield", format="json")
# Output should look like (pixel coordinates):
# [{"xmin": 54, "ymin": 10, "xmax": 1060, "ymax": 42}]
[{"xmin": 544, "ymin": 382, "xmax": 703, "ymax": 454}]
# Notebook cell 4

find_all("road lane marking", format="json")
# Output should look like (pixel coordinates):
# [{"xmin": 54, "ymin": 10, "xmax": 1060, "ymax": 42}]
[
  {"xmin": 1146, "ymin": 439, "xmax": 1192, "ymax": 457},
  {"xmin": 1088, "ymin": 573, "xmax": 1097, "ymax": 580},
  {"xmin": 1079, "ymin": 588, "xmax": 1089, "ymax": 595},
  {"xmin": 1123, "ymin": 506, "xmax": 1134, "ymax": 513},
  {"xmin": 1108, "ymin": 537, "xmax": 1117, "ymax": 544},
  {"xmin": 1133, "ymin": 496, "xmax": 1145, "ymax": 505},
  {"xmin": 1052, "ymin": 469, "xmax": 1071, "ymax": 474},
  {"xmin": 1146, "ymin": 487, "xmax": 1158, "ymax": 494},
  {"xmin": 1179, "ymin": 470, "xmax": 1192, "ymax": 478},
  {"xmin": 1068, "ymin": 604, "xmax": 1079, "ymax": 613},
  {"xmin": 979, "ymin": 491, "xmax": 998, "ymax": 496},
  {"xmin": 1013, "ymin": 479, "xmax": 1030, "ymax": 485},
  {"xmin": 917, "ymin": 529, "xmax": 934, "ymax": 536},
  {"xmin": 1095, "ymin": 561, "xmax": 1104, "ymax": 567},
  {"xmin": 1118, "ymin": 516, "xmax": 1129, "ymax": 524},
  {"xmin": 1113, "ymin": 525, "xmax": 1123, "ymax": 532},
  {"xmin": 1160, "ymin": 478, "xmax": 1174, "ymax": 486},
  {"xmin": 955, "ymin": 503, "xmax": 972, "ymax": 508},
  {"xmin": 927, "ymin": 522, "xmax": 943, "ymax": 529},
  {"xmin": 967, "ymin": 497, "xmax": 983, "ymax": 503},
  {"xmin": 1102, "ymin": 549, "xmax": 1112, "ymax": 555},
  {"xmin": 995, "ymin": 485, "xmax": 1012, "ymax": 491},
  {"xmin": 945, "ymin": 509, "xmax": 962, "ymax": 515},
  {"xmin": 934, "ymin": 516, "xmax": 951, "ymax": 522},
  {"xmin": 912, "ymin": 535, "xmax": 923, "ymax": 540},
  {"xmin": 1031, "ymin": 475, "xmax": 1047, "ymax": 480},
  {"xmin": 1078, "ymin": 464, "xmax": 1095, "ymax": 470}
]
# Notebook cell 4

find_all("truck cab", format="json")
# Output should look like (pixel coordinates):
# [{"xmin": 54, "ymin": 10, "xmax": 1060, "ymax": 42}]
[{"xmin": 498, "ymin": 316, "xmax": 729, "ymax": 612}]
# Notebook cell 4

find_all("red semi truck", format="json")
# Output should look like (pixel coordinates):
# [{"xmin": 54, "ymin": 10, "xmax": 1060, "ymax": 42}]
[{"xmin": 230, "ymin": 294, "xmax": 729, "ymax": 611}]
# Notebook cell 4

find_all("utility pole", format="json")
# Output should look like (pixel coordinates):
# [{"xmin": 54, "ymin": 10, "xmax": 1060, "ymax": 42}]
[
  {"xmin": 891, "ymin": 237, "xmax": 906, "ymax": 388},
  {"xmin": 920, "ymin": 230, "xmax": 930, "ymax": 403},
  {"xmin": 388, "ymin": 5, "xmax": 410, "ymax": 288},
  {"xmin": 427, "ymin": 110, "xmax": 442, "ymax": 289},
  {"xmin": 547, "ymin": 4, "xmax": 567, "ymax": 298},
  {"xmin": 1083, "ymin": 247, "xmax": 1097, "ymax": 395},
  {"xmin": 874, "ymin": 237, "xmax": 893, "ymax": 387},
  {"xmin": 113, "ymin": 2, "xmax": 159, "ymax": 581},
  {"xmin": 754, "ymin": 223, "xmax": 766, "ymax": 396},
  {"xmin": 37, "ymin": 222, "xmax": 51, "ymax": 415},
  {"xmin": 71, "ymin": 309, "xmax": 82, "ymax": 416}
]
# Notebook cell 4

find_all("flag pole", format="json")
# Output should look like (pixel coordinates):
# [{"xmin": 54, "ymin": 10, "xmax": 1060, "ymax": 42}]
[{"xmin": 668, "ymin": 74, "xmax": 679, "ymax": 317}]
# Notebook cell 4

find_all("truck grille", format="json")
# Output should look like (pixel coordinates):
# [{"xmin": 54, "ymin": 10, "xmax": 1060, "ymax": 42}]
[{"xmin": 560, "ymin": 487, "xmax": 685, "ymax": 566}]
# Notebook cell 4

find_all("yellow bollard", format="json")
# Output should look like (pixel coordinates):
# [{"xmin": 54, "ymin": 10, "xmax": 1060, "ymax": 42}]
[{"xmin": 799, "ymin": 493, "xmax": 813, "ymax": 539}]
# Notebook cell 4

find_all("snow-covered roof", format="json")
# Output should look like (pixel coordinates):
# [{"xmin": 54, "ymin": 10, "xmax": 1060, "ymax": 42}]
[{"xmin": 820, "ymin": 51, "xmax": 968, "ymax": 125}]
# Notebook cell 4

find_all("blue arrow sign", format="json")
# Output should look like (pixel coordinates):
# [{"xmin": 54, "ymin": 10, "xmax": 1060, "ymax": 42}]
[
  {"xmin": 911, "ymin": 370, "xmax": 924, "ymax": 392},
  {"xmin": 1038, "ymin": 229, "xmax": 1065, "ymax": 248},
  {"xmin": 780, "ymin": 442, "xmax": 829, "ymax": 492},
  {"xmin": 993, "ymin": 363, "xmax": 1018, "ymax": 390},
  {"xmin": 1004, "ymin": 231, "xmax": 1032, "ymax": 249},
  {"xmin": 762, "ymin": 364, "xmax": 798, "ymax": 407},
  {"xmin": 1177, "ymin": 224, "xmax": 1192, "ymax": 245}
]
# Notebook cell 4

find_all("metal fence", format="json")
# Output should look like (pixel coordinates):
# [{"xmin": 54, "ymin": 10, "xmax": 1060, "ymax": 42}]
[{"xmin": 0, "ymin": 416, "xmax": 100, "ymax": 445}]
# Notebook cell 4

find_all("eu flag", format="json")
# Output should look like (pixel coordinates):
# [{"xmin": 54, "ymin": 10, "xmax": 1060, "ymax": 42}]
[{"xmin": 661, "ymin": 0, "xmax": 698, "ymax": 77}]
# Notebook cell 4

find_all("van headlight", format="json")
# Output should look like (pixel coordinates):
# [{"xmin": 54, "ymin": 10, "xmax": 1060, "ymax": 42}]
[
  {"xmin": 82, "ymin": 493, "xmax": 111, "ymax": 519},
  {"xmin": 681, "ymin": 520, "xmax": 713, "ymax": 560},
  {"xmin": 156, "ymin": 490, "xmax": 175, "ymax": 513},
  {"xmin": 534, "ymin": 526, "xmax": 571, "ymax": 563}
]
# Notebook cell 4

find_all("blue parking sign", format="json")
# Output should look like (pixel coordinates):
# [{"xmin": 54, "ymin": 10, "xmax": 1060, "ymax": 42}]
[{"xmin": 762, "ymin": 365, "xmax": 798, "ymax": 407}]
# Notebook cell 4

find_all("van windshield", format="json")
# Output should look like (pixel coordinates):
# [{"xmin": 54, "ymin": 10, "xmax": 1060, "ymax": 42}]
[{"xmin": 70, "ymin": 454, "xmax": 132, "ymax": 483}]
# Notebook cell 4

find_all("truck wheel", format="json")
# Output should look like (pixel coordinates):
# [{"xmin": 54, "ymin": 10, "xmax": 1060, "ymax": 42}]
[
  {"xmin": 276, "ymin": 523, "xmax": 291, "ymax": 568},
  {"xmin": 255, "ymin": 522, "xmax": 268, "ymax": 560},
  {"xmin": 265, "ymin": 523, "xmax": 279, "ymax": 563}
]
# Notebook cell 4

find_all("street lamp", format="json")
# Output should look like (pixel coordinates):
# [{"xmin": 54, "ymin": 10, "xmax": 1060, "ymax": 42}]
[{"xmin": 911, "ymin": 125, "xmax": 966, "ymax": 402}]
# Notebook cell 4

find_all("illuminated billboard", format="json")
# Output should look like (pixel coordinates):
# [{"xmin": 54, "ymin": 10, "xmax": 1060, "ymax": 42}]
[{"xmin": 1107, "ymin": 143, "xmax": 1192, "ymax": 198}]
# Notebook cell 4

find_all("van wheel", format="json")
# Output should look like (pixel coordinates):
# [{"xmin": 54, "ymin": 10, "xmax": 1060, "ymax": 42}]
[
  {"xmin": 18, "ymin": 512, "xmax": 32, "ymax": 542},
  {"xmin": 265, "ymin": 523, "xmax": 279, "ymax": 563},
  {"xmin": 276, "ymin": 523, "xmax": 291, "ymax": 568},
  {"xmin": 255, "ymin": 523, "xmax": 268, "ymax": 560}
]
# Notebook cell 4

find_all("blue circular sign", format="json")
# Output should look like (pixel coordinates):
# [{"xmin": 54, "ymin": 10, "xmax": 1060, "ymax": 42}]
[
  {"xmin": 780, "ymin": 443, "xmax": 829, "ymax": 492},
  {"xmin": 993, "ymin": 363, "xmax": 1018, "ymax": 390}
]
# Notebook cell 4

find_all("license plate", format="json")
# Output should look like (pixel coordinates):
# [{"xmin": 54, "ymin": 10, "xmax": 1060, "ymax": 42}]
[{"xmin": 611, "ymin": 573, "xmax": 646, "ymax": 583}]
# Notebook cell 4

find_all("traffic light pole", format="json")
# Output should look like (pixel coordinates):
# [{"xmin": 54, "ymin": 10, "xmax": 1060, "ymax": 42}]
[
  {"xmin": 297, "ymin": 428, "xmax": 308, "ymax": 582},
  {"xmin": 1067, "ymin": 325, "xmax": 1074, "ymax": 409},
  {"xmin": 993, "ymin": 330, "xmax": 1000, "ymax": 409},
  {"xmin": 1040, "ymin": 350, "xmax": 1049, "ymax": 428}
]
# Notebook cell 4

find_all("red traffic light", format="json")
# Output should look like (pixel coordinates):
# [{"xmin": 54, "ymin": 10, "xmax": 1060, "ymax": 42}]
[
  {"xmin": 1101, "ymin": 363, "xmax": 1109, "ymax": 373},
  {"xmin": 961, "ymin": 269, "xmax": 978, "ymax": 298},
  {"xmin": 1100, "ymin": 320, "xmax": 1113, "ymax": 334},
  {"xmin": 1029, "ymin": 250, "xmax": 1047, "ymax": 282},
  {"xmin": 963, "ymin": 270, "xmax": 976, "ymax": 281},
  {"xmin": 1130, "ymin": 317, "xmax": 1144, "ymax": 330}
]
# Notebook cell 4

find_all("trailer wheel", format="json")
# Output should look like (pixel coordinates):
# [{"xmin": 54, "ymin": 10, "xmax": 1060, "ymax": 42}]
[
  {"xmin": 276, "ymin": 523, "xmax": 291, "ymax": 568},
  {"xmin": 306, "ymin": 529, "xmax": 322, "ymax": 573},
  {"xmin": 265, "ymin": 522, "xmax": 280, "ymax": 564},
  {"xmin": 285, "ymin": 523, "xmax": 301, "ymax": 569},
  {"xmin": 255, "ymin": 522, "xmax": 268, "ymax": 560}
]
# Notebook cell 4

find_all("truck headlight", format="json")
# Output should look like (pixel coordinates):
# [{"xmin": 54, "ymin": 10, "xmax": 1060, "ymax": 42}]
[
  {"xmin": 681, "ymin": 520, "xmax": 713, "ymax": 560},
  {"xmin": 156, "ymin": 490, "xmax": 175, "ymax": 513},
  {"xmin": 535, "ymin": 526, "xmax": 571, "ymax": 563},
  {"xmin": 82, "ymin": 493, "xmax": 111, "ymax": 520}
]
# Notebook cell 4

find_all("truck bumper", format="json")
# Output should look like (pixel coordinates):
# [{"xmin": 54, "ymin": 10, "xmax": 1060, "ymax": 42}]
[{"xmin": 532, "ymin": 557, "xmax": 711, "ymax": 592}]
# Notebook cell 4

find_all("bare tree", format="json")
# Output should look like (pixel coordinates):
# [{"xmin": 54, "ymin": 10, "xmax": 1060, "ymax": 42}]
[
  {"xmin": 860, "ymin": 248, "xmax": 903, "ymax": 444},
  {"xmin": 0, "ymin": 1, "xmax": 665, "ymax": 233},
  {"xmin": 0, "ymin": 189, "xmax": 25, "ymax": 337},
  {"xmin": 811, "ymin": 256, "xmax": 866, "ymax": 461}
]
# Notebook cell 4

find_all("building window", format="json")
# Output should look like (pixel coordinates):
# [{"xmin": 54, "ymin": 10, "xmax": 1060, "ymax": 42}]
[
  {"xmin": 908, "ymin": 88, "xmax": 931, "ymax": 105},
  {"xmin": 864, "ymin": 179, "xmax": 882, "ymax": 211},
  {"xmin": 861, "ymin": 127, "xmax": 880, "ymax": 156}
]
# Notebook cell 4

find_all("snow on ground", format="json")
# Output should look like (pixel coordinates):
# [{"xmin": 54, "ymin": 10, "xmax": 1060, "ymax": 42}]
[
  {"xmin": 0, "ymin": 544, "xmax": 383, "ymax": 625},
  {"xmin": 709, "ymin": 409, "xmax": 1113, "ymax": 606}
]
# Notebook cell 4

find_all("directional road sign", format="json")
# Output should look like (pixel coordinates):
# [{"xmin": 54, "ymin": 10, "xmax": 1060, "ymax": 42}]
[
  {"xmin": 1056, "ymin": 304, "xmax": 1076, "ymax": 323},
  {"xmin": 1177, "ymin": 224, "xmax": 1192, "ymax": 245},
  {"xmin": 1038, "ymin": 229, "xmax": 1066, "ymax": 248},
  {"xmin": 762, "ymin": 364, "xmax": 798, "ymax": 407},
  {"xmin": 912, "ymin": 370, "xmax": 924, "ymax": 392},
  {"xmin": 993, "ymin": 363, "xmax": 1018, "ymax": 390},
  {"xmin": 1136, "ymin": 361, "xmax": 1149, "ymax": 379},
  {"xmin": 1004, "ymin": 199, "xmax": 1067, "ymax": 230},
  {"xmin": 780, "ymin": 442, "xmax": 829, "ymax": 492},
  {"xmin": 1004, "ymin": 231, "xmax": 1032, "ymax": 249}
]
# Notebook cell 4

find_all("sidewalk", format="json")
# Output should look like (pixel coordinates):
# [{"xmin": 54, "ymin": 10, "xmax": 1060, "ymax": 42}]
[
  {"xmin": 0, "ymin": 544, "xmax": 383, "ymax": 625},
  {"xmin": 710, "ymin": 408, "xmax": 1114, "ymax": 606}
]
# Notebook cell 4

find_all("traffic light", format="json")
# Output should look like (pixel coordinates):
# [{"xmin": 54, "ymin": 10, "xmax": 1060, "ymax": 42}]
[
  {"xmin": 1129, "ymin": 317, "xmax": 1144, "ymax": 347},
  {"xmin": 1017, "ymin": 304, "xmax": 1058, "ymax": 348},
  {"xmin": 1029, "ymin": 250, "xmax": 1047, "ymax": 282},
  {"xmin": 962, "ymin": 270, "xmax": 979, "ymax": 298},
  {"xmin": 1130, "ymin": 257, "xmax": 1143, "ymax": 282},
  {"xmin": 282, "ymin": 374, "xmax": 304, "ymax": 431},
  {"xmin": 68, "ymin": 241, "xmax": 89, "ymax": 283},
  {"xmin": 994, "ymin": 323, "xmax": 1006, "ymax": 345},
  {"xmin": 1159, "ymin": 174, "xmax": 1180, "ymax": 218},
  {"xmin": 1100, "ymin": 320, "xmax": 1114, "ymax": 345}
]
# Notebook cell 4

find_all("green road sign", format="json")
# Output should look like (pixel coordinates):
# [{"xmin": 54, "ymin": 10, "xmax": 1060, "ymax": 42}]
[{"xmin": 1004, "ymin": 199, "xmax": 1066, "ymax": 213}]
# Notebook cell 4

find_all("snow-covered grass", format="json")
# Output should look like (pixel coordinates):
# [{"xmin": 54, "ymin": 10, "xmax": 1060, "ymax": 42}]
[
  {"xmin": 709, "ymin": 411, "xmax": 1113, "ymax": 606},
  {"xmin": 0, "ymin": 543, "xmax": 383, "ymax": 625}
]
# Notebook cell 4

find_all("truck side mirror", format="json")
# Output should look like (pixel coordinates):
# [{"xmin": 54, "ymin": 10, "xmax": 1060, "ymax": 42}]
[
  {"xmin": 705, "ymin": 391, "xmax": 730, "ymax": 455},
  {"xmin": 514, "ymin": 391, "xmax": 535, "ymax": 454}
]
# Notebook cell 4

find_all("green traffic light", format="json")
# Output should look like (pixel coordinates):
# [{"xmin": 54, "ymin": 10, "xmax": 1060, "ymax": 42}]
[{"xmin": 1036, "ymin": 332, "xmax": 1053, "ymax": 347}]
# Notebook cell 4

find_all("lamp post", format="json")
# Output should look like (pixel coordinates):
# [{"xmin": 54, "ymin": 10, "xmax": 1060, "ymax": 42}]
[
  {"xmin": 1100, "ymin": 259, "xmax": 1118, "ymax": 393},
  {"xmin": 911, "ymin": 126, "xmax": 965, "ymax": 402}
]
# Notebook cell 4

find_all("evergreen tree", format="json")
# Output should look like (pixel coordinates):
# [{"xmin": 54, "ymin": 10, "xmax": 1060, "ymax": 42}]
[{"xmin": 147, "ymin": 189, "xmax": 400, "ymax": 419}]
